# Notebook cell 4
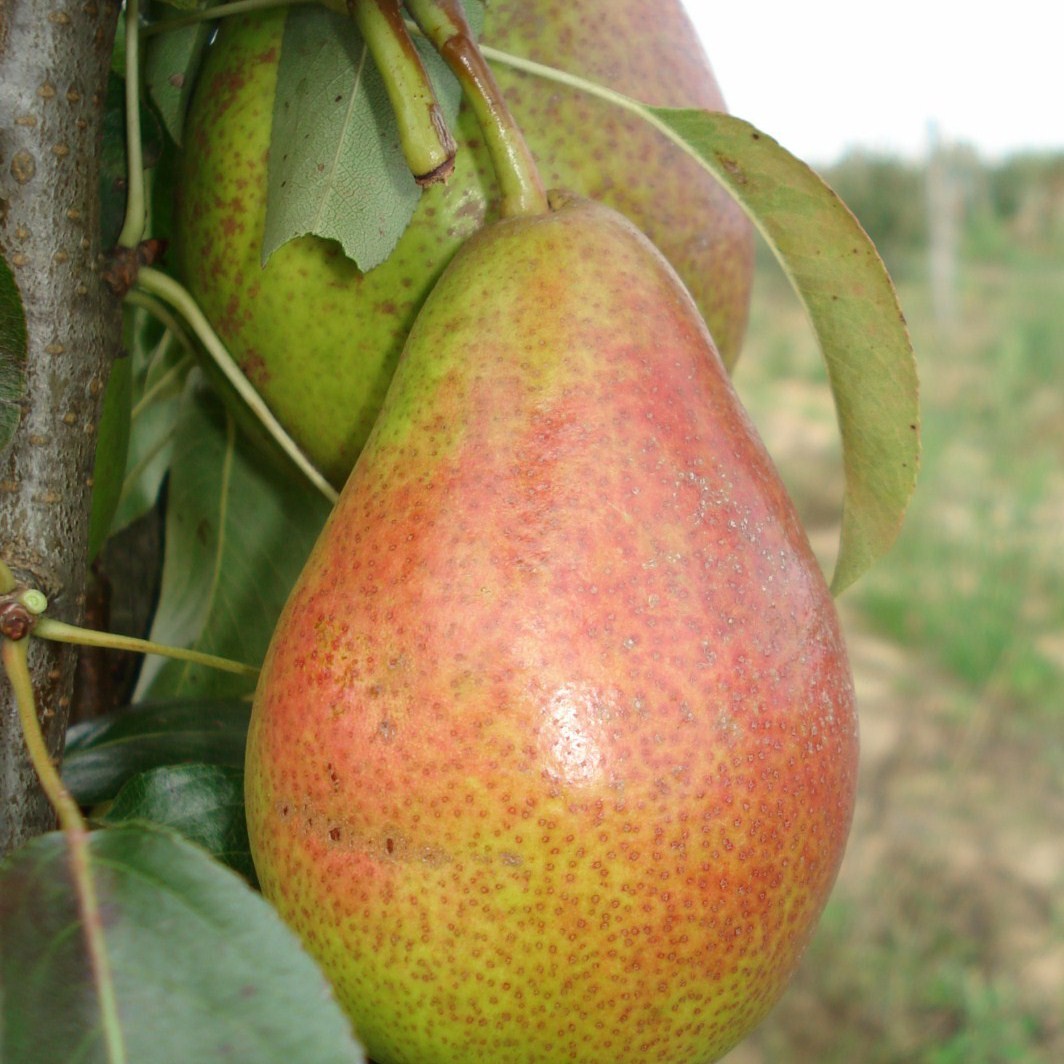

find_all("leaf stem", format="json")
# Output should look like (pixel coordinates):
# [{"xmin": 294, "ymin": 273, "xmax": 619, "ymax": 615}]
[
  {"xmin": 124, "ymin": 288, "xmax": 199, "ymax": 369},
  {"xmin": 405, "ymin": 0, "xmax": 547, "ymax": 217},
  {"xmin": 475, "ymin": 43, "xmax": 720, "ymax": 170},
  {"xmin": 349, "ymin": 0, "xmax": 456, "ymax": 185},
  {"xmin": 1, "ymin": 635, "xmax": 128, "ymax": 1063},
  {"xmin": 3, "ymin": 637, "xmax": 82, "ymax": 831},
  {"xmin": 481, "ymin": 45, "xmax": 921, "ymax": 592},
  {"xmin": 133, "ymin": 267, "xmax": 339, "ymax": 505},
  {"xmin": 34, "ymin": 618, "xmax": 259, "ymax": 678},
  {"xmin": 116, "ymin": 0, "xmax": 146, "ymax": 250}
]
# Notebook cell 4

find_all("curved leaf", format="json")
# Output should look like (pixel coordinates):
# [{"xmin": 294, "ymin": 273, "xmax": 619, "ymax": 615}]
[
  {"xmin": 479, "ymin": 48, "xmax": 920, "ymax": 594},
  {"xmin": 648, "ymin": 109, "xmax": 920, "ymax": 593},
  {"xmin": 0, "ymin": 823, "xmax": 365, "ymax": 1063},
  {"xmin": 134, "ymin": 375, "xmax": 332, "ymax": 701}
]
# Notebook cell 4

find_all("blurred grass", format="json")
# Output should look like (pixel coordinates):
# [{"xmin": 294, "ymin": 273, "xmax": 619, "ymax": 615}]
[
  {"xmin": 856, "ymin": 254, "xmax": 1064, "ymax": 738},
  {"xmin": 722, "ymin": 151, "xmax": 1063, "ymax": 1063}
]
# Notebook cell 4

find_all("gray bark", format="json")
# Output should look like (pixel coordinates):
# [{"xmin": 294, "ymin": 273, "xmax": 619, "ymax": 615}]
[{"xmin": 0, "ymin": 0, "xmax": 123, "ymax": 855}]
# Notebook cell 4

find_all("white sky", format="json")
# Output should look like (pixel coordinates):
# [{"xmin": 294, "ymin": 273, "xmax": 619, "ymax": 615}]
[{"xmin": 683, "ymin": 0, "xmax": 1064, "ymax": 164}]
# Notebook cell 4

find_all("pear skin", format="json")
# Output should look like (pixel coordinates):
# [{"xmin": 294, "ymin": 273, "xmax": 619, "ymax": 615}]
[
  {"xmin": 175, "ymin": 2, "xmax": 753, "ymax": 486},
  {"xmin": 488, "ymin": 1, "xmax": 753, "ymax": 364},
  {"xmin": 245, "ymin": 195, "xmax": 856, "ymax": 1064}
]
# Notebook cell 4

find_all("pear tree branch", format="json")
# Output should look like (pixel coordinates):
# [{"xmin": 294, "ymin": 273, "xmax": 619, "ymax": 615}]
[{"xmin": 0, "ymin": 0, "xmax": 124, "ymax": 857}]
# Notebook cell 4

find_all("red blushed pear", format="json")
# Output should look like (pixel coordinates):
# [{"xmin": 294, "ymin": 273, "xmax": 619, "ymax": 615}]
[{"xmin": 245, "ymin": 193, "xmax": 858, "ymax": 1064}]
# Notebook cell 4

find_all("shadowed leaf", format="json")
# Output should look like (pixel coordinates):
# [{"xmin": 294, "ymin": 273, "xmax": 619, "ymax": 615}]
[
  {"xmin": 110, "ymin": 304, "xmax": 191, "ymax": 535},
  {"xmin": 134, "ymin": 375, "xmax": 331, "ymax": 701},
  {"xmin": 101, "ymin": 763, "xmax": 254, "ymax": 882},
  {"xmin": 0, "ymin": 823, "xmax": 365, "ymax": 1063},
  {"xmin": 63, "ymin": 698, "xmax": 251, "ymax": 807}
]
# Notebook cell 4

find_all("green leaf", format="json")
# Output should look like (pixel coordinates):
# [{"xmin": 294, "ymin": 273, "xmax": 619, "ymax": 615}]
[
  {"xmin": 0, "ymin": 252, "xmax": 28, "ymax": 456},
  {"xmin": 265, "ymin": 1, "xmax": 484, "ymax": 271},
  {"xmin": 101, "ymin": 763, "xmax": 255, "ymax": 882},
  {"xmin": 63, "ymin": 698, "xmax": 251, "ymax": 807},
  {"xmin": 0, "ymin": 823, "xmax": 366, "ymax": 1063},
  {"xmin": 645, "ymin": 109, "xmax": 920, "ymax": 594},
  {"xmin": 111, "ymin": 303, "xmax": 191, "ymax": 534},
  {"xmin": 111, "ymin": 9, "xmax": 127, "ymax": 77},
  {"xmin": 144, "ymin": 6, "xmax": 217, "ymax": 145},
  {"xmin": 135, "ymin": 375, "xmax": 331, "ymax": 700},
  {"xmin": 100, "ymin": 74, "xmax": 165, "ymax": 250}
]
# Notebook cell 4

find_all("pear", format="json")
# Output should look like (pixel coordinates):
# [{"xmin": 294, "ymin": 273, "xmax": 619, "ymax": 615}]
[
  {"xmin": 175, "ymin": 2, "xmax": 753, "ymax": 486},
  {"xmin": 245, "ymin": 194, "xmax": 856, "ymax": 1064}
]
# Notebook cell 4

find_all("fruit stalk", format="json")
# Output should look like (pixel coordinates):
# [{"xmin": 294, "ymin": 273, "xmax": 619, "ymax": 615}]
[
  {"xmin": 405, "ymin": 0, "xmax": 548, "ymax": 217},
  {"xmin": 348, "ymin": 0, "xmax": 456, "ymax": 184}
]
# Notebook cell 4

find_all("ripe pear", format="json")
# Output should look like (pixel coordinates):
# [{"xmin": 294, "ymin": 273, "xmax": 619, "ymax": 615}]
[
  {"xmin": 175, "ymin": 2, "xmax": 753, "ymax": 486},
  {"xmin": 245, "ymin": 194, "xmax": 857, "ymax": 1064}
]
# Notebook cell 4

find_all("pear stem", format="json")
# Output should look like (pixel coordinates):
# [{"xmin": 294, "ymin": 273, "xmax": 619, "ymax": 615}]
[
  {"xmin": 404, "ymin": 0, "xmax": 548, "ymax": 218},
  {"xmin": 348, "ymin": 0, "xmax": 456, "ymax": 185}
]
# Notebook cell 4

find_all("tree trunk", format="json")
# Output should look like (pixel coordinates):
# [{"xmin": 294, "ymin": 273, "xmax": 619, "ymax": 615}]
[{"xmin": 0, "ymin": 0, "xmax": 123, "ymax": 856}]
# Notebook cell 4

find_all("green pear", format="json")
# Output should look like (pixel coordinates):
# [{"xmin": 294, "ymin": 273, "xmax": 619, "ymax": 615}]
[
  {"xmin": 175, "ymin": 2, "xmax": 753, "ymax": 487},
  {"xmin": 245, "ymin": 194, "xmax": 856, "ymax": 1064}
]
